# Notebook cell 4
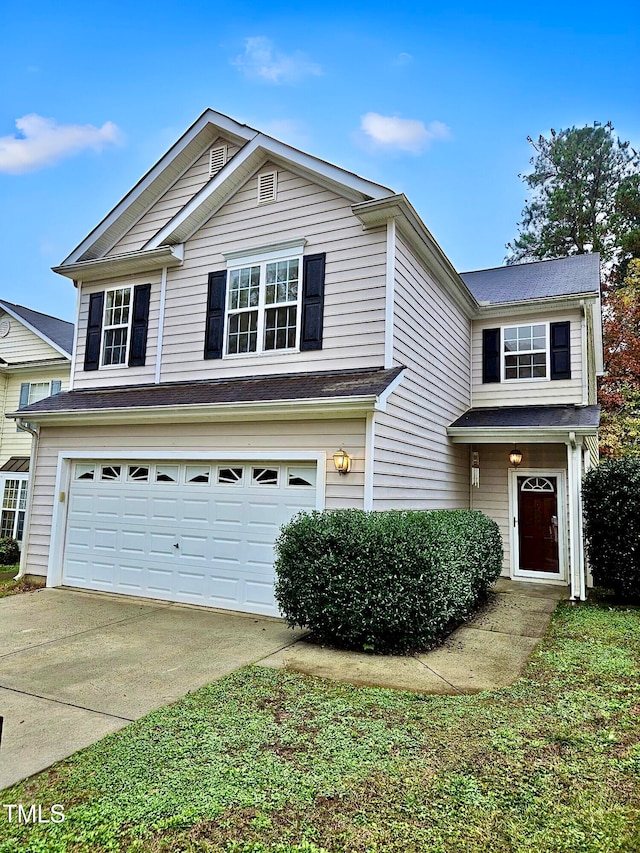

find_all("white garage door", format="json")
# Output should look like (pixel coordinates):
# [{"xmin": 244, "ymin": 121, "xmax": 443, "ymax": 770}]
[{"xmin": 62, "ymin": 460, "xmax": 318, "ymax": 616}]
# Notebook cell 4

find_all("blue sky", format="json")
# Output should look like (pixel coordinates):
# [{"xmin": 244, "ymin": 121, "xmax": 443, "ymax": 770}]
[{"xmin": 1, "ymin": 0, "xmax": 639, "ymax": 321}]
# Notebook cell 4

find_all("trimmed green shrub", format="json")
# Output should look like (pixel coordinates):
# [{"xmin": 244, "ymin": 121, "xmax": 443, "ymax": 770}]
[
  {"xmin": 583, "ymin": 458, "xmax": 640, "ymax": 601},
  {"xmin": 274, "ymin": 509, "xmax": 503, "ymax": 654},
  {"xmin": 0, "ymin": 537, "xmax": 20, "ymax": 566}
]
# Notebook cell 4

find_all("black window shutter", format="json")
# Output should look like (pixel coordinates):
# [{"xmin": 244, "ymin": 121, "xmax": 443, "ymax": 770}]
[
  {"xmin": 129, "ymin": 284, "xmax": 151, "ymax": 367},
  {"xmin": 550, "ymin": 321, "xmax": 571, "ymax": 380},
  {"xmin": 204, "ymin": 271, "xmax": 227, "ymax": 359},
  {"xmin": 84, "ymin": 292, "xmax": 104, "ymax": 371},
  {"xmin": 482, "ymin": 328, "xmax": 501, "ymax": 383},
  {"xmin": 300, "ymin": 253, "xmax": 326, "ymax": 351}
]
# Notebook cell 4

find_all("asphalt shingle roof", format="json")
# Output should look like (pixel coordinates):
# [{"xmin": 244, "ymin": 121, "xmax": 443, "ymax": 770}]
[
  {"xmin": 460, "ymin": 254, "xmax": 600, "ymax": 305},
  {"xmin": 449, "ymin": 404, "xmax": 600, "ymax": 430},
  {"xmin": 15, "ymin": 367, "xmax": 404, "ymax": 416},
  {"xmin": 0, "ymin": 301, "xmax": 74, "ymax": 355}
]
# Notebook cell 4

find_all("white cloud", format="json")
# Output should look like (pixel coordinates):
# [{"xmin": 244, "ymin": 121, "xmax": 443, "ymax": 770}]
[
  {"xmin": 232, "ymin": 36, "xmax": 322, "ymax": 84},
  {"xmin": 393, "ymin": 52, "xmax": 413, "ymax": 66},
  {"xmin": 360, "ymin": 113, "xmax": 451, "ymax": 154},
  {"xmin": 0, "ymin": 114, "xmax": 123, "ymax": 174}
]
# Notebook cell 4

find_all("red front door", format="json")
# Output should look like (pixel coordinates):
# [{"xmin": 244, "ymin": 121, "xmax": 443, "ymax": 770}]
[{"xmin": 517, "ymin": 476, "xmax": 560, "ymax": 574}]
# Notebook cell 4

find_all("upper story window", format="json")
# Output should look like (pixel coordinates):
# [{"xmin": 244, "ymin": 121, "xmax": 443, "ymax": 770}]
[
  {"xmin": 225, "ymin": 256, "xmax": 300, "ymax": 356},
  {"xmin": 84, "ymin": 284, "xmax": 151, "ymax": 373},
  {"xmin": 482, "ymin": 320, "xmax": 571, "ymax": 385},
  {"xmin": 503, "ymin": 324, "xmax": 547, "ymax": 380},
  {"xmin": 102, "ymin": 287, "xmax": 132, "ymax": 366}
]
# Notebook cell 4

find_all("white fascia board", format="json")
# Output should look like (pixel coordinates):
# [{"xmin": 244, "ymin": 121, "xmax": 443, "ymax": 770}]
[
  {"xmin": 62, "ymin": 110, "xmax": 257, "ymax": 265},
  {"xmin": 53, "ymin": 245, "xmax": 184, "ymax": 281},
  {"xmin": 147, "ymin": 135, "xmax": 394, "ymax": 250},
  {"xmin": 353, "ymin": 195, "xmax": 478, "ymax": 317},
  {"xmin": 12, "ymin": 395, "xmax": 378, "ymax": 427},
  {"xmin": 476, "ymin": 292, "xmax": 600, "ymax": 318},
  {"xmin": 0, "ymin": 358, "xmax": 69, "ymax": 374},
  {"xmin": 0, "ymin": 304, "xmax": 71, "ymax": 360},
  {"xmin": 447, "ymin": 426, "xmax": 598, "ymax": 443}
]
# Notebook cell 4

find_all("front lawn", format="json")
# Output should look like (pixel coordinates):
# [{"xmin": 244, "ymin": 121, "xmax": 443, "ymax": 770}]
[
  {"xmin": 1, "ymin": 602, "xmax": 639, "ymax": 852},
  {"xmin": 0, "ymin": 568, "xmax": 36, "ymax": 598}
]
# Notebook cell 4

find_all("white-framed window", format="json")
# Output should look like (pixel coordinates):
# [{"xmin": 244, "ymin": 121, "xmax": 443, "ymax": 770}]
[
  {"xmin": 225, "ymin": 253, "xmax": 301, "ymax": 356},
  {"xmin": 0, "ymin": 477, "xmax": 28, "ymax": 542},
  {"xmin": 102, "ymin": 287, "xmax": 132, "ymax": 367},
  {"xmin": 503, "ymin": 323, "xmax": 548, "ymax": 381},
  {"xmin": 28, "ymin": 382, "xmax": 52, "ymax": 404}
]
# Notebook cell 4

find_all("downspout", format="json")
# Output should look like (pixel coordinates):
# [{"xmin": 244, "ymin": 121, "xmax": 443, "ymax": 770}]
[
  {"xmin": 15, "ymin": 419, "xmax": 39, "ymax": 580},
  {"xmin": 567, "ymin": 431, "xmax": 586, "ymax": 601}
]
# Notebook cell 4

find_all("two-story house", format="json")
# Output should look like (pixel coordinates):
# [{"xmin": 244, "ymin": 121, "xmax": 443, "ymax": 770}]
[
  {"xmin": 0, "ymin": 301, "xmax": 72, "ymax": 547},
  {"xmin": 12, "ymin": 109, "xmax": 601, "ymax": 613}
]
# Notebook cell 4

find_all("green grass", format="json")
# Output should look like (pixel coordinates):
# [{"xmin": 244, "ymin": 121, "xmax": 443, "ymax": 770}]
[
  {"xmin": 1, "ymin": 601, "xmax": 639, "ymax": 852},
  {"xmin": 0, "ymin": 568, "xmax": 36, "ymax": 597}
]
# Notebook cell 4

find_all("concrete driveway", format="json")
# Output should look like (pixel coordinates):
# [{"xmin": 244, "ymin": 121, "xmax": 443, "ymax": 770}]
[{"xmin": 0, "ymin": 588, "xmax": 300, "ymax": 790}]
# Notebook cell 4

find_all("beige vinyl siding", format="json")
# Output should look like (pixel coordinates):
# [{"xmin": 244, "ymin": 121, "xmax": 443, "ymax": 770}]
[
  {"xmin": 373, "ymin": 232, "xmax": 471, "ymax": 509},
  {"xmin": 470, "ymin": 443, "xmax": 569, "ymax": 575},
  {"xmin": 107, "ymin": 139, "xmax": 241, "ymax": 256},
  {"xmin": 0, "ymin": 366, "xmax": 70, "ymax": 466},
  {"xmin": 0, "ymin": 312, "xmax": 64, "ymax": 364},
  {"xmin": 472, "ymin": 310, "xmax": 584, "ymax": 407},
  {"xmin": 73, "ymin": 273, "xmax": 161, "ymax": 390},
  {"xmin": 158, "ymin": 165, "xmax": 387, "ymax": 381},
  {"xmin": 24, "ymin": 417, "xmax": 366, "ymax": 577}
]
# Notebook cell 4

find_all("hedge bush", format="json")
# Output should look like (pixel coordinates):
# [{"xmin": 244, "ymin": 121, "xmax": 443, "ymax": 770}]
[
  {"xmin": 274, "ymin": 509, "xmax": 503, "ymax": 654},
  {"xmin": 0, "ymin": 537, "xmax": 20, "ymax": 566},
  {"xmin": 583, "ymin": 457, "xmax": 640, "ymax": 601}
]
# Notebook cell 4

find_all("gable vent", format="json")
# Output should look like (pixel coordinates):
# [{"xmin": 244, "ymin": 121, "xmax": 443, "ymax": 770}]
[
  {"xmin": 209, "ymin": 145, "xmax": 227, "ymax": 177},
  {"xmin": 257, "ymin": 171, "xmax": 277, "ymax": 204}
]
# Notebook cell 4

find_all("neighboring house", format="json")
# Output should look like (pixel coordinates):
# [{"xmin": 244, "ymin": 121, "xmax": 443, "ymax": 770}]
[
  {"xmin": 12, "ymin": 109, "xmax": 602, "ymax": 613},
  {"xmin": 0, "ymin": 301, "xmax": 72, "ymax": 546}
]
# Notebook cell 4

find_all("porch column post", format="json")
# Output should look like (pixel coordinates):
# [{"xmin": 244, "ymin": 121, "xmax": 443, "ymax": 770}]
[{"xmin": 566, "ymin": 434, "xmax": 586, "ymax": 601}]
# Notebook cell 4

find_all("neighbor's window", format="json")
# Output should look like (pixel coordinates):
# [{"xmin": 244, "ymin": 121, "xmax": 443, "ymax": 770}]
[
  {"xmin": 503, "ymin": 324, "xmax": 547, "ymax": 380},
  {"xmin": 1, "ymin": 478, "xmax": 28, "ymax": 541},
  {"xmin": 102, "ymin": 287, "xmax": 132, "ymax": 366},
  {"xmin": 226, "ymin": 257, "xmax": 300, "ymax": 355}
]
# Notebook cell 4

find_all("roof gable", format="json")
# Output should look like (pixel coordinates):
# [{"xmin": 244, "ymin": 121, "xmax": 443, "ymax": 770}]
[
  {"xmin": 0, "ymin": 301, "xmax": 73, "ymax": 357},
  {"xmin": 60, "ymin": 109, "xmax": 394, "ymax": 267}
]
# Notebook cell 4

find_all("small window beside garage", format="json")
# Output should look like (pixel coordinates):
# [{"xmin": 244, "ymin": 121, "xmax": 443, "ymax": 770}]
[
  {"xmin": 186, "ymin": 465, "xmax": 210, "ymax": 484},
  {"xmin": 252, "ymin": 467, "xmax": 279, "ymax": 486},
  {"xmin": 217, "ymin": 466, "xmax": 244, "ymax": 485},
  {"xmin": 100, "ymin": 465, "xmax": 121, "ymax": 481},
  {"xmin": 287, "ymin": 467, "xmax": 316, "ymax": 487},
  {"xmin": 156, "ymin": 465, "xmax": 179, "ymax": 483},
  {"xmin": 128, "ymin": 465, "xmax": 149, "ymax": 482},
  {"xmin": 75, "ymin": 464, "xmax": 95, "ymax": 481}
]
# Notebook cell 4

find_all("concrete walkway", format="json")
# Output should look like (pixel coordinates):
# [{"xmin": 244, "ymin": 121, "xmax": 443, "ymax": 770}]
[
  {"xmin": 0, "ymin": 588, "xmax": 301, "ymax": 790},
  {"xmin": 258, "ymin": 579, "xmax": 569, "ymax": 693}
]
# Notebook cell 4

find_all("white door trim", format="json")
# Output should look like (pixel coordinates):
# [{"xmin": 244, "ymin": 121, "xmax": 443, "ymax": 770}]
[
  {"xmin": 47, "ymin": 449, "xmax": 326, "ymax": 588},
  {"xmin": 508, "ymin": 467, "xmax": 568, "ymax": 582}
]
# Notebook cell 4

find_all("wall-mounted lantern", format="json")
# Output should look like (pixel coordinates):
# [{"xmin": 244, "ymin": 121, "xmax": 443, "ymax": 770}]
[{"xmin": 333, "ymin": 449, "xmax": 352, "ymax": 475}]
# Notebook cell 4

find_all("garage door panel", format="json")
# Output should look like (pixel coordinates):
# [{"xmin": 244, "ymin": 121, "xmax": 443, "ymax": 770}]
[
  {"xmin": 94, "ymin": 495, "xmax": 120, "ymax": 518},
  {"xmin": 62, "ymin": 459, "xmax": 317, "ymax": 616}
]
